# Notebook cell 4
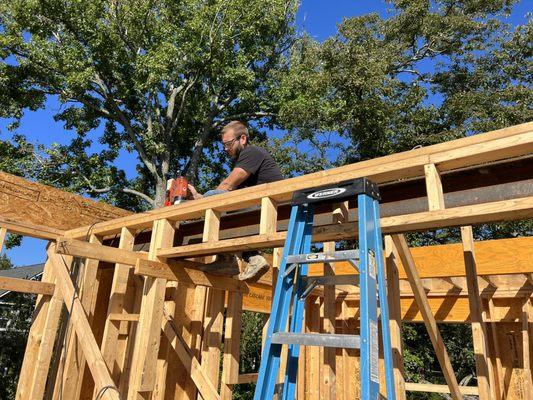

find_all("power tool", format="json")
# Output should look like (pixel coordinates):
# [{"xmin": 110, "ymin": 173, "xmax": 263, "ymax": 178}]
[{"xmin": 164, "ymin": 176, "xmax": 189, "ymax": 206}]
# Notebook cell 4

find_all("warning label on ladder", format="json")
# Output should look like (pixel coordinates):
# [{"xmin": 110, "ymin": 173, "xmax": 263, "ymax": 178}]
[
  {"xmin": 370, "ymin": 320, "xmax": 379, "ymax": 383},
  {"xmin": 368, "ymin": 250, "xmax": 377, "ymax": 279}
]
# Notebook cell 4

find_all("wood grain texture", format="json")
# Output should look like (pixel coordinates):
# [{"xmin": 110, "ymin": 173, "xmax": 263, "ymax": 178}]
[{"xmin": 0, "ymin": 171, "xmax": 130, "ymax": 231}]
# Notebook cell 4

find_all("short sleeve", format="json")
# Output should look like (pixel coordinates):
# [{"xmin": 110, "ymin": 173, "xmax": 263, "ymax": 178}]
[{"xmin": 235, "ymin": 146, "xmax": 265, "ymax": 174}]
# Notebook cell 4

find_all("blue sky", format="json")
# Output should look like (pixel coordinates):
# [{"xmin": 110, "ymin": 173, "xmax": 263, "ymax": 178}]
[{"xmin": 1, "ymin": 0, "xmax": 530, "ymax": 266}]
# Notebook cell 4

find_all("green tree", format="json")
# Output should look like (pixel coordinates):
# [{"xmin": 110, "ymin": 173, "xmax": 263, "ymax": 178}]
[
  {"xmin": 276, "ymin": 0, "xmax": 532, "ymax": 163},
  {"xmin": 1, "ymin": 0, "xmax": 298, "ymax": 208}
]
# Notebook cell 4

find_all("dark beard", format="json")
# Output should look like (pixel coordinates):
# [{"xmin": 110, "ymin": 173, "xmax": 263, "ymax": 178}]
[{"xmin": 232, "ymin": 144, "xmax": 243, "ymax": 160}]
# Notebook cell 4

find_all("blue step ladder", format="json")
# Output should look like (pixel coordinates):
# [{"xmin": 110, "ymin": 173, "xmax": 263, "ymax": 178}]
[{"xmin": 254, "ymin": 178, "xmax": 396, "ymax": 400}]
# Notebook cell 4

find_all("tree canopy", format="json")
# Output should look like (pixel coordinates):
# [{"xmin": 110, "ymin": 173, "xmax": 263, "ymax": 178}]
[
  {"xmin": 1, "ymin": 0, "xmax": 298, "ymax": 207},
  {"xmin": 276, "ymin": 0, "xmax": 532, "ymax": 162}
]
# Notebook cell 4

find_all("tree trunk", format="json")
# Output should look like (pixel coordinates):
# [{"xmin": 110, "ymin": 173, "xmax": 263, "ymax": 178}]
[{"xmin": 153, "ymin": 178, "xmax": 167, "ymax": 209}]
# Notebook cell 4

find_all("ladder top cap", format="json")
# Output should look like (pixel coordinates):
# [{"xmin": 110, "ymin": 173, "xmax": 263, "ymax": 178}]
[{"xmin": 291, "ymin": 178, "xmax": 380, "ymax": 206}]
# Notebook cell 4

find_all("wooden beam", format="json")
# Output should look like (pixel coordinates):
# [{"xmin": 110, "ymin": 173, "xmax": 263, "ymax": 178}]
[
  {"xmin": 424, "ymin": 163, "xmax": 445, "ymax": 211},
  {"xmin": 128, "ymin": 219, "xmax": 174, "ymax": 397},
  {"xmin": 99, "ymin": 227, "xmax": 136, "ymax": 387},
  {"xmin": 405, "ymin": 382, "xmax": 479, "ymax": 396},
  {"xmin": 135, "ymin": 258, "xmax": 248, "ymax": 293},
  {"xmin": 521, "ymin": 299, "xmax": 533, "ymax": 392},
  {"xmin": 108, "ymin": 313, "xmax": 140, "ymax": 322},
  {"xmin": 157, "ymin": 197, "xmax": 533, "ymax": 258},
  {"xmin": 0, "ymin": 217, "xmax": 64, "ymax": 240},
  {"xmin": 391, "ymin": 234, "xmax": 462, "ymax": 400},
  {"xmin": 483, "ymin": 299, "xmax": 504, "ymax": 399},
  {"xmin": 64, "ymin": 122, "xmax": 533, "ymax": 239},
  {"xmin": 56, "ymin": 237, "xmax": 148, "ymax": 265},
  {"xmin": 221, "ymin": 292, "xmax": 243, "ymax": 400},
  {"xmin": 200, "ymin": 208, "xmax": 226, "ymax": 393},
  {"xmin": 58, "ymin": 234, "xmax": 103, "ymax": 399},
  {"xmin": 16, "ymin": 246, "xmax": 56, "ymax": 400},
  {"xmin": 259, "ymin": 197, "xmax": 278, "ymax": 235},
  {"xmin": 27, "ymin": 247, "xmax": 64, "ymax": 400},
  {"xmin": 461, "ymin": 226, "xmax": 494, "ymax": 400},
  {"xmin": 47, "ymin": 248, "xmax": 120, "ymax": 400},
  {"xmin": 0, "ymin": 276, "xmax": 55, "ymax": 296},
  {"xmin": 384, "ymin": 236, "xmax": 406, "ymax": 400},
  {"xmin": 161, "ymin": 311, "xmax": 221, "ymax": 400},
  {"xmin": 0, "ymin": 226, "xmax": 7, "ymax": 255}
]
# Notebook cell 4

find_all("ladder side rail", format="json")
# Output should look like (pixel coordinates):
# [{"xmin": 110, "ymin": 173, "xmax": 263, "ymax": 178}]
[
  {"xmin": 283, "ymin": 204, "xmax": 315, "ymax": 400},
  {"xmin": 358, "ymin": 193, "xmax": 381, "ymax": 399},
  {"xmin": 373, "ymin": 198, "xmax": 397, "ymax": 399},
  {"xmin": 253, "ymin": 205, "xmax": 308, "ymax": 400}
]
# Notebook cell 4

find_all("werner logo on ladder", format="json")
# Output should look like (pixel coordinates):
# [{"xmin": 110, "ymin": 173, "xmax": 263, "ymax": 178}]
[{"xmin": 254, "ymin": 178, "xmax": 396, "ymax": 400}]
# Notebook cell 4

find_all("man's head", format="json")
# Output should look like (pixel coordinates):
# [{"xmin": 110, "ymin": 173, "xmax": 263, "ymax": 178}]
[{"xmin": 221, "ymin": 121, "xmax": 248, "ymax": 159}]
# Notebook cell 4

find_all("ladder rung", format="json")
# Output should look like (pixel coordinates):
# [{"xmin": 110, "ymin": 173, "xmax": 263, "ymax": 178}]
[
  {"xmin": 271, "ymin": 332, "xmax": 360, "ymax": 349},
  {"xmin": 302, "ymin": 274, "xmax": 359, "ymax": 287},
  {"xmin": 286, "ymin": 250, "xmax": 359, "ymax": 265}
]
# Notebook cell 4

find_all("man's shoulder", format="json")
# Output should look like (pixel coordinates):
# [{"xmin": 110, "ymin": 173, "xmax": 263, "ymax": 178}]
[{"xmin": 243, "ymin": 145, "xmax": 267, "ymax": 154}]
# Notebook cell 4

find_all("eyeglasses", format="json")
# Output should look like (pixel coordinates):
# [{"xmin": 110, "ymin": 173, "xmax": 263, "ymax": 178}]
[{"xmin": 222, "ymin": 136, "xmax": 239, "ymax": 149}]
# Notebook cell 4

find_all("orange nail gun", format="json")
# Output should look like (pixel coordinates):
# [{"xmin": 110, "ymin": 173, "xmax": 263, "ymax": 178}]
[{"xmin": 164, "ymin": 176, "xmax": 188, "ymax": 206}]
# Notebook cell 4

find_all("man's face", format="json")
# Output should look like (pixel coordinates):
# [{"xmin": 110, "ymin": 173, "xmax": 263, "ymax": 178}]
[{"xmin": 221, "ymin": 129, "xmax": 246, "ymax": 159}]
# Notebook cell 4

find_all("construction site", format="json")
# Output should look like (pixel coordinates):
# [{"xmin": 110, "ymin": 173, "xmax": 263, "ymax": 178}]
[{"xmin": 0, "ymin": 121, "xmax": 531, "ymax": 399}]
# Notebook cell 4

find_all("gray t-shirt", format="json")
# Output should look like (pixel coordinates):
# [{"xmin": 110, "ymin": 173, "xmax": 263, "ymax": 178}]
[{"xmin": 235, "ymin": 145, "xmax": 283, "ymax": 189}]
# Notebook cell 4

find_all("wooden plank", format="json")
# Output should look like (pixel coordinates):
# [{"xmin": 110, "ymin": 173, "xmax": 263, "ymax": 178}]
[
  {"xmin": 56, "ymin": 237, "xmax": 148, "ymax": 265},
  {"xmin": 64, "ymin": 122, "xmax": 533, "ymax": 239},
  {"xmin": 117, "ymin": 272, "xmax": 144, "ymax": 395},
  {"xmin": 16, "ymin": 248, "xmax": 55, "ymax": 400},
  {"xmin": 0, "ymin": 170, "xmax": 130, "ymax": 232},
  {"xmin": 221, "ymin": 292, "xmax": 243, "ymax": 400},
  {"xmin": 312, "ymin": 236, "xmax": 533, "ymax": 279},
  {"xmin": 0, "ymin": 226, "xmax": 7, "ymax": 254},
  {"xmin": 321, "ymin": 202, "xmax": 345, "ymax": 400},
  {"xmin": 99, "ymin": 227, "xmax": 135, "ymax": 386},
  {"xmin": 0, "ymin": 217, "xmax": 64, "ymax": 240},
  {"xmin": 180, "ymin": 285, "xmax": 208, "ymax": 400},
  {"xmin": 200, "ymin": 288, "xmax": 225, "ymax": 391},
  {"xmin": 27, "ymin": 249, "xmax": 64, "ymax": 399},
  {"xmin": 461, "ymin": 226, "xmax": 493, "ymax": 400},
  {"xmin": 47, "ymin": 248, "xmax": 120, "ymax": 400},
  {"xmin": 161, "ymin": 312, "xmax": 221, "ymax": 400},
  {"xmin": 521, "ymin": 299, "xmax": 532, "ymax": 394},
  {"xmin": 58, "ymin": 234, "xmax": 103, "ymax": 400},
  {"xmin": 259, "ymin": 197, "xmax": 277, "ymax": 235},
  {"xmin": 134, "ymin": 259, "xmax": 251, "ymax": 294},
  {"xmin": 235, "ymin": 373, "xmax": 258, "ymax": 384},
  {"xmin": 0, "ymin": 275, "xmax": 55, "ymax": 295},
  {"xmin": 384, "ymin": 235, "xmax": 406, "ymax": 400},
  {"xmin": 424, "ymin": 163, "xmax": 445, "ymax": 211},
  {"xmin": 127, "ymin": 219, "xmax": 174, "ymax": 397},
  {"xmin": 391, "ymin": 234, "xmax": 462, "ymax": 400},
  {"xmin": 107, "ymin": 313, "xmax": 140, "ymax": 322},
  {"xmin": 483, "ymin": 300, "xmax": 504, "ymax": 399},
  {"xmin": 405, "ymin": 382, "xmax": 479, "ymax": 395},
  {"xmin": 157, "ymin": 197, "xmax": 533, "ymax": 258},
  {"xmin": 203, "ymin": 208, "xmax": 221, "ymax": 263}
]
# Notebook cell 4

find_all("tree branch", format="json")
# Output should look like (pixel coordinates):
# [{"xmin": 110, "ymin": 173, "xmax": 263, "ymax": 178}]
[{"xmin": 80, "ymin": 173, "xmax": 155, "ymax": 206}]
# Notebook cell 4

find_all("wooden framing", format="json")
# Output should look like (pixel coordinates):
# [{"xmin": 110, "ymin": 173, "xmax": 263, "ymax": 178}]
[{"xmin": 2, "ymin": 121, "xmax": 532, "ymax": 400}]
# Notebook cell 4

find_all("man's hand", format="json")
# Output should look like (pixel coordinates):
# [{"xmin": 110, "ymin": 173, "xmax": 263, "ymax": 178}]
[{"xmin": 187, "ymin": 184, "xmax": 203, "ymax": 200}]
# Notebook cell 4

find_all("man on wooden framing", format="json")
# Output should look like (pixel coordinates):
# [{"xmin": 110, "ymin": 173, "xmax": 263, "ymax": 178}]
[{"xmin": 188, "ymin": 120, "xmax": 284, "ymax": 280}]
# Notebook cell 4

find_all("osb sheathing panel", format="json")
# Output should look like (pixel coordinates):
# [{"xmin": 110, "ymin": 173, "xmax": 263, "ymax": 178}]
[{"xmin": 0, "ymin": 171, "xmax": 131, "ymax": 230}]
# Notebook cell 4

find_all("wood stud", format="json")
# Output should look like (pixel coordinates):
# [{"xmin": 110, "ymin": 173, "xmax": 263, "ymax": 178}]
[{"xmin": 391, "ymin": 234, "xmax": 463, "ymax": 400}]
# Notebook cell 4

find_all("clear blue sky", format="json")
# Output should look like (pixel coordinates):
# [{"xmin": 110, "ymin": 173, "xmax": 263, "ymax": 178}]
[{"xmin": 1, "ymin": 0, "xmax": 530, "ymax": 266}]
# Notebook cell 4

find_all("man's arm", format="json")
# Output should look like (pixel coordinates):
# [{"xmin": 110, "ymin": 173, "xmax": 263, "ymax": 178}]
[{"xmin": 217, "ymin": 167, "xmax": 250, "ymax": 191}]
